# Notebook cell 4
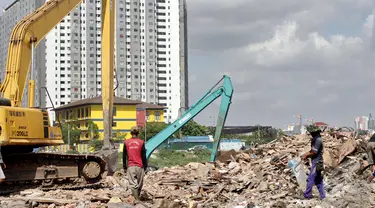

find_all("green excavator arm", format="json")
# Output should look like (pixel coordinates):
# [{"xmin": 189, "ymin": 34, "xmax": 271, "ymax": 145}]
[{"xmin": 145, "ymin": 75, "xmax": 234, "ymax": 162}]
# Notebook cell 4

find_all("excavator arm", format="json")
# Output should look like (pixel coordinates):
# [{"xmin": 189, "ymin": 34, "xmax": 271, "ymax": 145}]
[
  {"xmin": 0, "ymin": 0, "xmax": 83, "ymax": 107},
  {"xmin": 145, "ymin": 75, "xmax": 234, "ymax": 162}
]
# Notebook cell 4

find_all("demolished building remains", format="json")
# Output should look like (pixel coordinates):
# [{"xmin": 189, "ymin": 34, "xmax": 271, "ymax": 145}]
[{"xmin": 1, "ymin": 129, "xmax": 375, "ymax": 208}]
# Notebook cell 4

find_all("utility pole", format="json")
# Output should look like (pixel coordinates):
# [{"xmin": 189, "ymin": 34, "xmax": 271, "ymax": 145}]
[
  {"xmin": 145, "ymin": 111, "xmax": 147, "ymax": 141},
  {"xmin": 299, "ymin": 114, "xmax": 302, "ymax": 134},
  {"xmin": 68, "ymin": 123, "xmax": 70, "ymax": 147},
  {"xmin": 91, "ymin": 123, "xmax": 93, "ymax": 139}
]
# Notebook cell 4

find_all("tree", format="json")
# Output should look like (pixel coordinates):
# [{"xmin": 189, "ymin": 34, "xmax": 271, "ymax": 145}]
[
  {"xmin": 61, "ymin": 122, "xmax": 81, "ymax": 149},
  {"xmin": 180, "ymin": 120, "xmax": 208, "ymax": 137},
  {"xmin": 277, "ymin": 128, "xmax": 285, "ymax": 138},
  {"xmin": 138, "ymin": 122, "xmax": 169, "ymax": 141},
  {"xmin": 137, "ymin": 120, "xmax": 208, "ymax": 142},
  {"xmin": 86, "ymin": 121, "xmax": 102, "ymax": 151},
  {"xmin": 86, "ymin": 120, "xmax": 99, "ymax": 140},
  {"xmin": 113, "ymin": 130, "xmax": 128, "ymax": 142}
]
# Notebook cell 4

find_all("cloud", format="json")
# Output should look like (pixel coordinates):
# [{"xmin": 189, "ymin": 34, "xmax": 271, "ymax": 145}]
[{"xmin": 187, "ymin": 0, "xmax": 375, "ymax": 128}]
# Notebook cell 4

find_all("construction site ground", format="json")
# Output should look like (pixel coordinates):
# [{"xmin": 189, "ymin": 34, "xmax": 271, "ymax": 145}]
[{"xmin": 1, "ymin": 131, "xmax": 374, "ymax": 208}]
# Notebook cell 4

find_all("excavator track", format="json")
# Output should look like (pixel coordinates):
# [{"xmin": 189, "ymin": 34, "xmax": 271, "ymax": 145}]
[{"xmin": 1, "ymin": 152, "xmax": 107, "ymax": 194}]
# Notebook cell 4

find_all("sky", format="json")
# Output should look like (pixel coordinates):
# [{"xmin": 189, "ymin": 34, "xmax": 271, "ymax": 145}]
[
  {"xmin": 2, "ymin": 0, "xmax": 375, "ymax": 129},
  {"xmin": 0, "ymin": 0, "xmax": 13, "ymax": 10}
]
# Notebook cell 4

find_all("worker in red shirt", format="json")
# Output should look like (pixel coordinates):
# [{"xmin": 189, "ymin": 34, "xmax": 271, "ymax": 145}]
[{"xmin": 123, "ymin": 127, "xmax": 147, "ymax": 200}]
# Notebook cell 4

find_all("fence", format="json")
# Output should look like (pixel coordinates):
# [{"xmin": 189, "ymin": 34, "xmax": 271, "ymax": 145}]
[{"xmin": 38, "ymin": 144, "xmax": 93, "ymax": 153}]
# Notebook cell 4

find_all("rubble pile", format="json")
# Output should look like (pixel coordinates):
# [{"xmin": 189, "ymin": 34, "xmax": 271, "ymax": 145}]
[
  {"xmin": 140, "ymin": 133, "xmax": 375, "ymax": 207},
  {"xmin": 1, "ymin": 131, "xmax": 375, "ymax": 208}
]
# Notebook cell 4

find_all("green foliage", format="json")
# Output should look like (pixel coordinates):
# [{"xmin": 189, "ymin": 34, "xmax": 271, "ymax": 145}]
[
  {"xmin": 89, "ymin": 138, "xmax": 103, "ymax": 151},
  {"xmin": 117, "ymin": 149, "xmax": 211, "ymax": 169},
  {"xmin": 113, "ymin": 130, "xmax": 128, "ymax": 142},
  {"xmin": 180, "ymin": 120, "xmax": 209, "ymax": 137},
  {"xmin": 277, "ymin": 128, "xmax": 285, "ymax": 137},
  {"xmin": 61, "ymin": 122, "xmax": 81, "ymax": 148},
  {"xmin": 306, "ymin": 124, "xmax": 321, "ymax": 133},
  {"xmin": 138, "ymin": 122, "xmax": 169, "ymax": 141},
  {"xmin": 148, "ymin": 149, "xmax": 211, "ymax": 168},
  {"xmin": 137, "ymin": 120, "xmax": 209, "ymax": 141},
  {"xmin": 87, "ymin": 120, "xmax": 99, "ymax": 140}
]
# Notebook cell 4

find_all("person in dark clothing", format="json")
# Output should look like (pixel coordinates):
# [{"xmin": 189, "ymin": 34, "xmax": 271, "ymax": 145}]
[
  {"xmin": 300, "ymin": 125, "xmax": 325, "ymax": 200},
  {"xmin": 365, "ymin": 133, "xmax": 375, "ymax": 182},
  {"xmin": 123, "ymin": 127, "xmax": 147, "ymax": 200}
]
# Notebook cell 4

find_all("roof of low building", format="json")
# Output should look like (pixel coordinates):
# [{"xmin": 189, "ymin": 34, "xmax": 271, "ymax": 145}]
[
  {"xmin": 53, "ymin": 96, "xmax": 143, "ymax": 111},
  {"xmin": 136, "ymin": 103, "xmax": 166, "ymax": 110},
  {"xmin": 314, "ymin": 122, "xmax": 329, "ymax": 126}
]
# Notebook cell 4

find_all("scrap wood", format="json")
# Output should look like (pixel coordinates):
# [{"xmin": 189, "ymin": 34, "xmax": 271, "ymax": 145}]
[
  {"xmin": 158, "ymin": 179, "xmax": 193, "ymax": 185},
  {"xmin": 270, "ymin": 192, "xmax": 288, "ymax": 200},
  {"xmin": 201, "ymin": 185, "xmax": 225, "ymax": 207},
  {"xmin": 89, "ymin": 195, "xmax": 111, "ymax": 202},
  {"xmin": 0, "ymin": 197, "xmax": 79, "ymax": 205},
  {"xmin": 230, "ymin": 155, "xmax": 237, "ymax": 162},
  {"xmin": 337, "ymin": 137, "xmax": 357, "ymax": 165}
]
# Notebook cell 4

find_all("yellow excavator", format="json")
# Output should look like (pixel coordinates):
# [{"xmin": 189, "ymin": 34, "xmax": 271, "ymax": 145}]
[{"xmin": 0, "ymin": 0, "xmax": 116, "ymax": 188}]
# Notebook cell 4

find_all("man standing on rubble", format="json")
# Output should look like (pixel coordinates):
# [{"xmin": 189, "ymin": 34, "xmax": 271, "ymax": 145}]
[
  {"xmin": 123, "ymin": 127, "xmax": 148, "ymax": 200},
  {"xmin": 300, "ymin": 125, "xmax": 325, "ymax": 200}
]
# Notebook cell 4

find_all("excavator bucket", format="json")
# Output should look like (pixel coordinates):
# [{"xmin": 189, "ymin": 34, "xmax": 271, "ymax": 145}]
[
  {"xmin": 100, "ymin": 149, "xmax": 118, "ymax": 175},
  {"xmin": 94, "ymin": 140, "xmax": 118, "ymax": 176}
]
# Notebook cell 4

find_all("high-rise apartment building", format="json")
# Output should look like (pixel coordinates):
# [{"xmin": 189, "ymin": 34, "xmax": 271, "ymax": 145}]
[
  {"xmin": 354, "ymin": 116, "xmax": 369, "ymax": 130},
  {"xmin": 46, "ymin": 0, "xmax": 188, "ymax": 123},
  {"xmin": 46, "ymin": 0, "xmax": 103, "ymax": 108},
  {"xmin": 0, "ymin": 0, "xmax": 46, "ymax": 108},
  {"xmin": 155, "ymin": 0, "xmax": 189, "ymax": 122},
  {"xmin": 369, "ymin": 113, "xmax": 375, "ymax": 130}
]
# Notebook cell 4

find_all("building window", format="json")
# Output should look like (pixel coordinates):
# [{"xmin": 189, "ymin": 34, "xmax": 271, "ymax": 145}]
[
  {"xmin": 113, "ymin": 107, "xmax": 117, "ymax": 116},
  {"xmin": 155, "ymin": 111, "xmax": 160, "ymax": 121}
]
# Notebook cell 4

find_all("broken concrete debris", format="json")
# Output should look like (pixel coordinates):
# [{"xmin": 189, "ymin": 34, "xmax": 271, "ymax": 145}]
[{"xmin": 1, "ymin": 131, "xmax": 375, "ymax": 207}]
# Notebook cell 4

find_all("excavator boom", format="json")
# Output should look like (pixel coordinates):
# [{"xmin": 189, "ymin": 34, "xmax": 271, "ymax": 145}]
[{"xmin": 145, "ymin": 75, "xmax": 234, "ymax": 162}]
